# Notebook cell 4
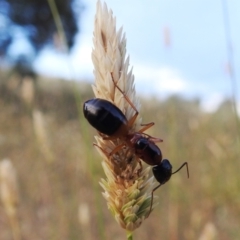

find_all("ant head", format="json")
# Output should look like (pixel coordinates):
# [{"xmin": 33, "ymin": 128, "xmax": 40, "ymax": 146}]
[
  {"xmin": 152, "ymin": 159, "xmax": 189, "ymax": 185},
  {"xmin": 152, "ymin": 159, "xmax": 172, "ymax": 185}
]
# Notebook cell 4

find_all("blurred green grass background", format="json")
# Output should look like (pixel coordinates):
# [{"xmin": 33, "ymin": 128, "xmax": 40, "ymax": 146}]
[{"xmin": 0, "ymin": 68, "xmax": 239, "ymax": 240}]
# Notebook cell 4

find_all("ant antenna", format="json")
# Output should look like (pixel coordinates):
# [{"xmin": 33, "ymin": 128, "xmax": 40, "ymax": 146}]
[{"xmin": 172, "ymin": 162, "xmax": 189, "ymax": 178}]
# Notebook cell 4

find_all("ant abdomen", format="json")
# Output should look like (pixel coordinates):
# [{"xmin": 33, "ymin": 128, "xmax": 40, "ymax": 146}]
[{"xmin": 83, "ymin": 98, "xmax": 128, "ymax": 136}]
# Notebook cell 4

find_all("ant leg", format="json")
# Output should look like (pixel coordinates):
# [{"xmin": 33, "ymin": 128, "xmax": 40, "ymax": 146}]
[
  {"xmin": 136, "ymin": 158, "xmax": 143, "ymax": 175},
  {"xmin": 172, "ymin": 162, "xmax": 189, "ymax": 178},
  {"xmin": 93, "ymin": 143, "xmax": 110, "ymax": 158},
  {"xmin": 110, "ymin": 73, "xmax": 156, "ymax": 135},
  {"xmin": 140, "ymin": 132, "xmax": 163, "ymax": 143},
  {"xmin": 99, "ymin": 130, "xmax": 161, "ymax": 143},
  {"xmin": 109, "ymin": 143, "xmax": 126, "ymax": 156},
  {"xmin": 94, "ymin": 142, "xmax": 131, "ymax": 166},
  {"xmin": 148, "ymin": 137, "xmax": 163, "ymax": 143},
  {"xmin": 147, "ymin": 183, "xmax": 162, "ymax": 218},
  {"xmin": 110, "ymin": 73, "xmax": 139, "ymax": 128},
  {"xmin": 111, "ymin": 72, "xmax": 139, "ymax": 113},
  {"xmin": 93, "ymin": 142, "xmax": 126, "ymax": 159},
  {"xmin": 138, "ymin": 122, "xmax": 155, "ymax": 133}
]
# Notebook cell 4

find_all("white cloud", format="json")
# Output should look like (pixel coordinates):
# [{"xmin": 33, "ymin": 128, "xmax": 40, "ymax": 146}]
[
  {"xmin": 200, "ymin": 93, "xmax": 225, "ymax": 112},
  {"xmin": 154, "ymin": 67, "xmax": 188, "ymax": 92},
  {"xmin": 134, "ymin": 64, "xmax": 188, "ymax": 96},
  {"xmin": 34, "ymin": 33, "xmax": 93, "ymax": 80},
  {"xmin": 34, "ymin": 50, "xmax": 72, "ymax": 78},
  {"xmin": 70, "ymin": 34, "xmax": 93, "ymax": 78}
]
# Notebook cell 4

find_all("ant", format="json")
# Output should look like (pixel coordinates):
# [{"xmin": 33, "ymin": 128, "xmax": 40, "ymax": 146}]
[
  {"xmin": 83, "ymin": 73, "xmax": 189, "ymax": 216},
  {"xmin": 83, "ymin": 73, "xmax": 163, "ymax": 171}
]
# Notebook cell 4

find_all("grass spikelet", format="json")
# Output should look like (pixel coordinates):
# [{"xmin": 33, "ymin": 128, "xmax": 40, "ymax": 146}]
[{"xmin": 91, "ymin": 0, "xmax": 157, "ymax": 232}]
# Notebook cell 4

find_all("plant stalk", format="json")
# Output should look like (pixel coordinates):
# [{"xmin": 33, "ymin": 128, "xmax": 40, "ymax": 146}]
[{"xmin": 127, "ymin": 231, "xmax": 133, "ymax": 240}]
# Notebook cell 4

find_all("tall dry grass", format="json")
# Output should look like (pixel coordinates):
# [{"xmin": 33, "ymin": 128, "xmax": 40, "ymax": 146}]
[
  {"xmin": 0, "ymin": 0, "xmax": 239, "ymax": 239},
  {"xmin": 0, "ymin": 74, "xmax": 239, "ymax": 239}
]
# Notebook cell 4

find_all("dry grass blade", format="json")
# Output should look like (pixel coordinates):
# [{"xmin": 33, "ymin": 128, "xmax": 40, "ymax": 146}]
[{"xmin": 0, "ymin": 159, "xmax": 21, "ymax": 240}]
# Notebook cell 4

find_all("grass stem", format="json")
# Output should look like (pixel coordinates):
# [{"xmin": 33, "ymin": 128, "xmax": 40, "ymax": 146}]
[
  {"xmin": 47, "ymin": 1, "xmax": 106, "ymax": 239},
  {"xmin": 127, "ymin": 231, "xmax": 133, "ymax": 240}
]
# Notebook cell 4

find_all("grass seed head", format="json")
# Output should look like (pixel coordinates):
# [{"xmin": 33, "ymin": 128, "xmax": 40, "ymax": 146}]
[{"xmin": 91, "ymin": 0, "xmax": 157, "ymax": 231}]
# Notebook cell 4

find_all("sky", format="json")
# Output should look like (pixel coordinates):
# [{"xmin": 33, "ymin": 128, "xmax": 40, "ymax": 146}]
[{"xmin": 33, "ymin": 0, "xmax": 240, "ymax": 111}]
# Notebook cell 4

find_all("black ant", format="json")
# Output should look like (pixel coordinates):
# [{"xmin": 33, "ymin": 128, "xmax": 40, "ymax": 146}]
[
  {"xmin": 83, "ymin": 73, "xmax": 163, "ymax": 171},
  {"xmin": 83, "ymin": 73, "xmax": 189, "ymax": 216}
]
